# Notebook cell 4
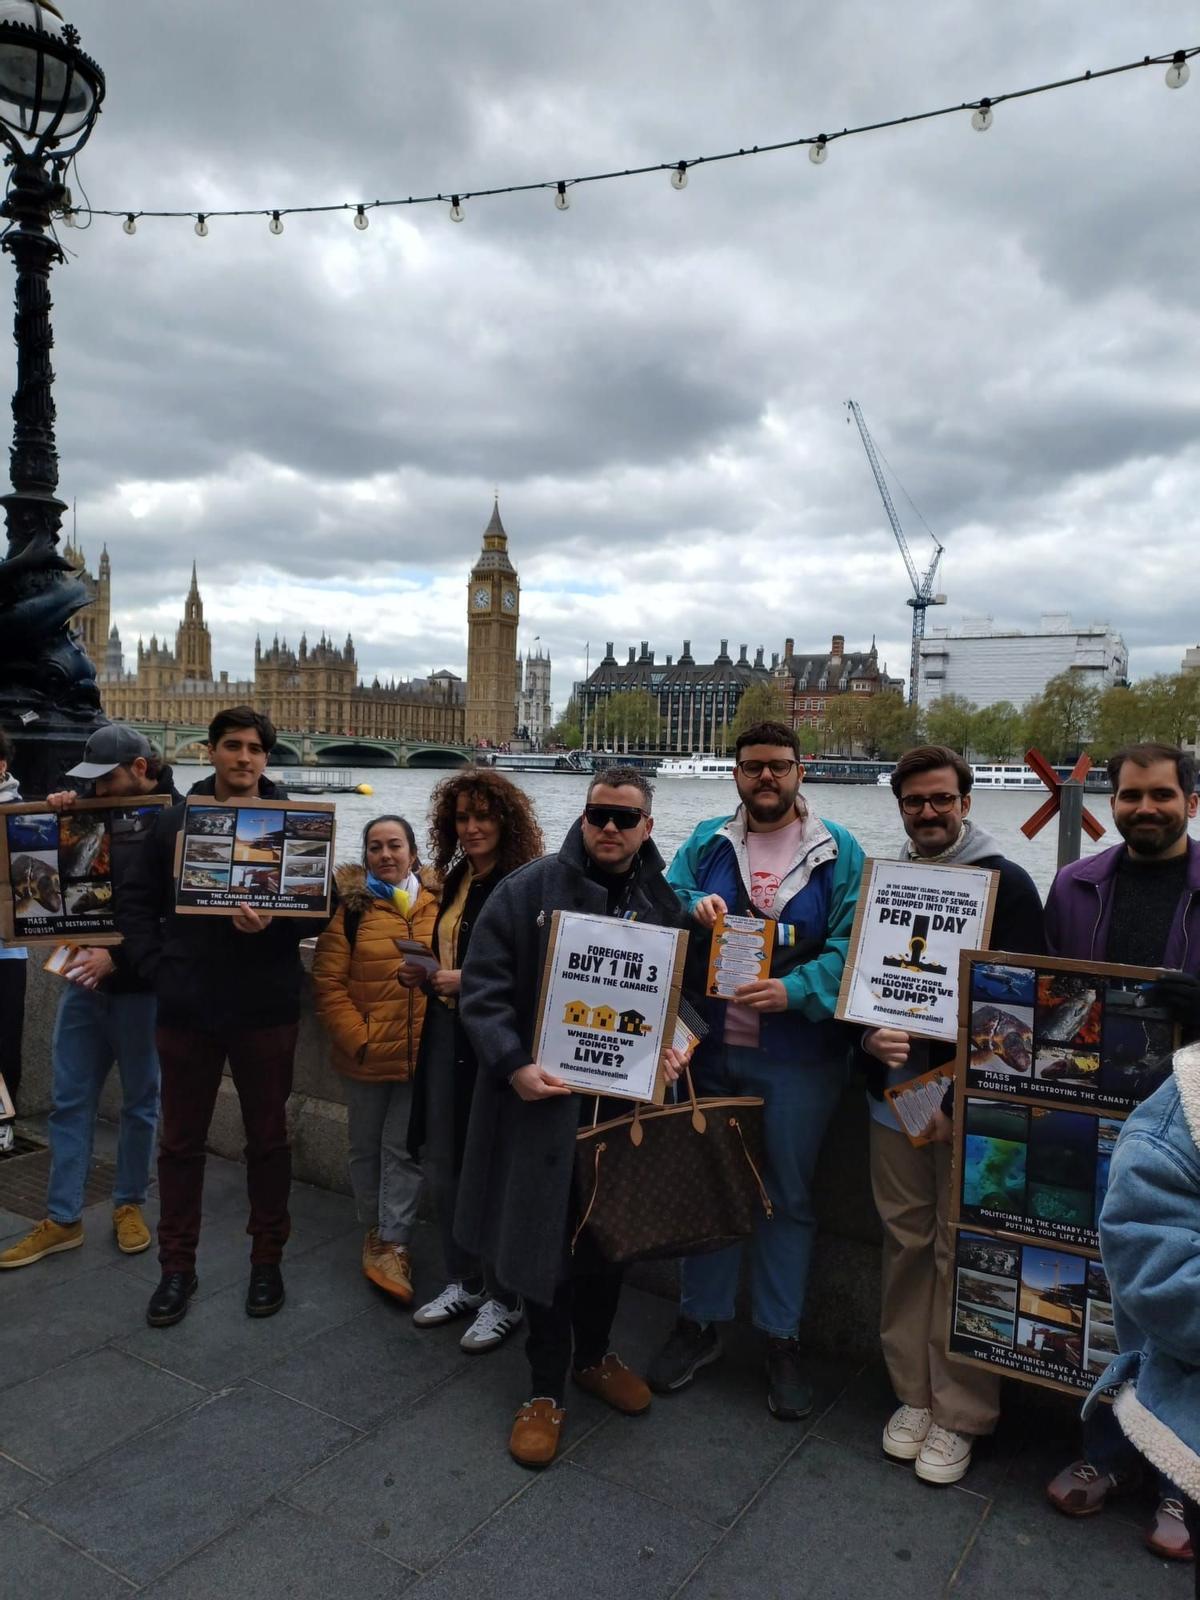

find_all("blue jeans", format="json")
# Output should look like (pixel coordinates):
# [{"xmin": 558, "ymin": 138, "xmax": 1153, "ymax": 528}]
[
  {"xmin": 47, "ymin": 986, "xmax": 160, "ymax": 1224},
  {"xmin": 680, "ymin": 1043, "xmax": 846, "ymax": 1339}
]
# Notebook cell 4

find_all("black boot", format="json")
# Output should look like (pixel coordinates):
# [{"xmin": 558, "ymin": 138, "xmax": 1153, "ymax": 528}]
[
  {"xmin": 146, "ymin": 1271, "xmax": 198, "ymax": 1327},
  {"xmin": 246, "ymin": 1263, "xmax": 285, "ymax": 1318}
]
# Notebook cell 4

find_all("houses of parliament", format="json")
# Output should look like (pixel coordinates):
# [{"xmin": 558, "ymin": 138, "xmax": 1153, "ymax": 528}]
[{"xmin": 68, "ymin": 502, "xmax": 549, "ymax": 748}]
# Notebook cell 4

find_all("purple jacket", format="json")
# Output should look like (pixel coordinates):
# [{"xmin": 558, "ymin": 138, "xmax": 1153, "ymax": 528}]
[{"xmin": 1044, "ymin": 837, "xmax": 1200, "ymax": 974}]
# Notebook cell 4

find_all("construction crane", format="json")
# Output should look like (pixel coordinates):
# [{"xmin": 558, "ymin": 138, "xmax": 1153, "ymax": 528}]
[{"xmin": 845, "ymin": 399, "xmax": 946, "ymax": 707}]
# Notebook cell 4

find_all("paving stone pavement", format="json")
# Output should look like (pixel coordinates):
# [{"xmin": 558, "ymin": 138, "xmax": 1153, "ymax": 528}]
[{"xmin": 0, "ymin": 1149, "xmax": 1191, "ymax": 1599}]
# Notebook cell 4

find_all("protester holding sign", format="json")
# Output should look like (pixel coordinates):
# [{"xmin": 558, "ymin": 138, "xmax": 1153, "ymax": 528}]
[
  {"xmin": 647, "ymin": 721, "xmax": 864, "ymax": 1423},
  {"xmin": 1044, "ymin": 743, "xmax": 1200, "ymax": 1562},
  {"xmin": 406, "ymin": 769, "xmax": 543, "ymax": 1353},
  {"xmin": 312, "ymin": 814, "xmax": 439, "ymax": 1303},
  {"xmin": 0, "ymin": 726, "xmax": 181, "ymax": 1271},
  {"xmin": 455, "ymin": 766, "xmax": 692, "ymax": 1467},
  {"xmin": 116, "ymin": 706, "xmax": 321, "ymax": 1328},
  {"xmin": 857, "ymin": 746, "xmax": 1042, "ymax": 1483}
]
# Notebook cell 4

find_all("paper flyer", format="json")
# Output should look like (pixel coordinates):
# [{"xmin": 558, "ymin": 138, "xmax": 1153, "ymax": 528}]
[{"xmin": 705, "ymin": 912, "xmax": 775, "ymax": 999}]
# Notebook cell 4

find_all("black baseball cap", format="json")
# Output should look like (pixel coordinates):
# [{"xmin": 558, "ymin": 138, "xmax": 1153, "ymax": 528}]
[{"xmin": 66, "ymin": 724, "xmax": 153, "ymax": 780}]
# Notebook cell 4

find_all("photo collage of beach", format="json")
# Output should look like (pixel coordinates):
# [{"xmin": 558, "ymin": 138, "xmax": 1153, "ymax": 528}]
[
  {"xmin": 949, "ymin": 1230, "xmax": 1118, "ymax": 1394},
  {"xmin": 2, "ymin": 800, "xmax": 167, "ymax": 944},
  {"xmin": 176, "ymin": 802, "xmax": 334, "ymax": 915},
  {"xmin": 964, "ymin": 957, "xmax": 1174, "ymax": 1113}
]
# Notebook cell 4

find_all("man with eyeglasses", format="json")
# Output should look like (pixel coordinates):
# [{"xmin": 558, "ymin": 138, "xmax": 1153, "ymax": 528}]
[
  {"xmin": 647, "ymin": 720, "xmax": 865, "ymax": 1421},
  {"xmin": 861, "ymin": 745, "xmax": 1042, "ymax": 1485},
  {"xmin": 456, "ymin": 765, "xmax": 695, "ymax": 1467}
]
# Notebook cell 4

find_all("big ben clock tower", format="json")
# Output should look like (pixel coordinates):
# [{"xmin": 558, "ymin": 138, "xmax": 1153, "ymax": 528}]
[{"xmin": 465, "ymin": 498, "xmax": 520, "ymax": 745}]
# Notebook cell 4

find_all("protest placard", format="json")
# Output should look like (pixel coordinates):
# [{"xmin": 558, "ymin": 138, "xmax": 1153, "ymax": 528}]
[
  {"xmin": 946, "ymin": 948, "xmax": 1175, "ymax": 1396},
  {"xmin": 836, "ymin": 857, "xmax": 997, "ymax": 1041},
  {"xmin": 174, "ymin": 796, "xmax": 335, "ymax": 918},
  {"xmin": 533, "ymin": 910, "xmax": 688, "ymax": 1103},
  {"xmin": 0, "ymin": 796, "xmax": 171, "ymax": 946}
]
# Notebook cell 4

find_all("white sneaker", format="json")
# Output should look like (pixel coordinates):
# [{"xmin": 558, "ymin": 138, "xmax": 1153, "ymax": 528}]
[
  {"xmin": 0, "ymin": 1123, "xmax": 13, "ymax": 1155},
  {"xmin": 915, "ymin": 1423, "xmax": 973, "ymax": 1484},
  {"xmin": 882, "ymin": 1404, "xmax": 933, "ymax": 1461},
  {"xmin": 460, "ymin": 1297, "xmax": 524, "ymax": 1353},
  {"xmin": 412, "ymin": 1280, "xmax": 487, "ymax": 1327}
]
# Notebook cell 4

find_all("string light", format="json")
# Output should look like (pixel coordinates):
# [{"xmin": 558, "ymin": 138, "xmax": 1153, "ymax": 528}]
[
  {"xmin": 122, "ymin": 213, "xmax": 136, "ymax": 235},
  {"xmin": 554, "ymin": 180, "xmax": 569, "ymax": 211},
  {"xmin": 70, "ymin": 43, "xmax": 1197, "ymax": 234},
  {"xmin": 269, "ymin": 210, "xmax": 284, "ymax": 234}
]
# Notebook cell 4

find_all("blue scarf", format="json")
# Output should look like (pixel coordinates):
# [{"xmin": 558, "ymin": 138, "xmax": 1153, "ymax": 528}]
[{"xmin": 365, "ymin": 869, "xmax": 420, "ymax": 916}]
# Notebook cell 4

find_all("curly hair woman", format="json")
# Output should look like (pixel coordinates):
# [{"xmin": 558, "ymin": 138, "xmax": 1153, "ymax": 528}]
[
  {"xmin": 312, "ymin": 814, "xmax": 439, "ymax": 1303},
  {"xmin": 406, "ymin": 768, "xmax": 543, "ymax": 1350}
]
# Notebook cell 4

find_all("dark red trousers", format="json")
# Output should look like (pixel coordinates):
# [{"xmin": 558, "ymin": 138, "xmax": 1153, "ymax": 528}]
[{"xmin": 156, "ymin": 1023, "xmax": 298, "ymax": 1272}]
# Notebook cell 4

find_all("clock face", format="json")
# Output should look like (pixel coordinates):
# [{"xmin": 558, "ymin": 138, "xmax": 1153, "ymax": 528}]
[
  {"xmin": 472, "ymin": 587, "xmax": 490, "ymax": 610},
  {"xmin": 502, "ymin": 588, "xmax": 517, "ymax": 612}
]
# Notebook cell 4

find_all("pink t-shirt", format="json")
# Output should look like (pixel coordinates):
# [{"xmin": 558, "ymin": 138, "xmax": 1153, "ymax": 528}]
[{"xmin": 724, "ymin": 816, "xmax": 805, "ymax": 1049}]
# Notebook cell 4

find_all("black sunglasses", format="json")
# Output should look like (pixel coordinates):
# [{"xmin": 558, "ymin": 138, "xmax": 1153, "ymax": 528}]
[
  {"xmin": 899, "ymin": 792, "xmax": 961, "ymax": 816},
  {"xmin": 584, "ymin": 804, "xmax": 647, "ymax": 831}
]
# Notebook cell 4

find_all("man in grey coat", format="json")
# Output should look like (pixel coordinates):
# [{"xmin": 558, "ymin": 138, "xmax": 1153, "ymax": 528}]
[{"xmin": 456, "ymin": 765, "xmax": 693, "ymax": 1467}]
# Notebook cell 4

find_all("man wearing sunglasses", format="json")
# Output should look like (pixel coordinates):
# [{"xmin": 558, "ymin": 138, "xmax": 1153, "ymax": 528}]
[
  {"xmin": 456, "ymin": 765, "xmax": 696, "ymax": 1467},
  {"xmin": 861, "ymin": 745, "xmax": 1041, "ymax": 1486},
  {"xmin": 647, "ymin": 720, "xmax": 865, "ymax": 1421}
]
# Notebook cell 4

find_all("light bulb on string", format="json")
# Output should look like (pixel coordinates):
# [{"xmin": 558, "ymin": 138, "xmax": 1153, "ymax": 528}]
[
  {"xmin": 195, "ymin": 214, "xmax": 208, "ymax": 237},
  {"xmin": 1166, "ymin": 51, "xmax": 1190, "ymax": 89},
  {"xmin": 808, "ymin": 135, "xmax": 828, "ymax": 164},
  {"xmin": 554, "ymin": 181, "xmax": 570, "ymax": 211},
  {"xmin": 449, "ymin": 195, "xmax": 465, "ymax": 222},
  {"xmin": 354, "ymin": 205, "xmax": 369, "ymax": 230},
  {"xmin": 971, "ymin": 99, "xmax": 993, "ymax": 131},
  {"xmin": 269, "ymin": 211, "xmax": 284, "ymax": 235},
  {"xmin": 122, "ymin": 213, "xmax": 136, "ymax": 235},
  {"xmin": 671, "ymin": 162, "xmax": 688, "ymax": 190}
]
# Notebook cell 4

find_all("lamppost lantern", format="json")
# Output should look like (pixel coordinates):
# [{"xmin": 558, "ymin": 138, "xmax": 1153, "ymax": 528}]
[{"xmin": 0, "ymin": 1, "xmax": 107, "ymax": 794}]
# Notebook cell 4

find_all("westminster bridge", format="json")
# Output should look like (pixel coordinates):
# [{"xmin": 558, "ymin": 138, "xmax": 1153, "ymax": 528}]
[{"xmin": 127, "ymin": 722, "xmax": 473, "ymax": 769}]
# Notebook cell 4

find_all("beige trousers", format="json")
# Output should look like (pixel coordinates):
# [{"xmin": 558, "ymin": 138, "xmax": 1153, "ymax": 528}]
[{"xmin": 869, "ymin": 1117, "xmax": 1000, "ymax": 1436}]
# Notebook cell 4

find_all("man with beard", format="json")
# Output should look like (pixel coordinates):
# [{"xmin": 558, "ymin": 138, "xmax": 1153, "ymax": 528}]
[
  {"xmin": 860, "ymin": 746, "xmax": 1043, "ymax": 1485},
  {"xmin": 646, "ymin": 722, "xmax": 864, "ymax": 1420},
  {"xmin": 1045, "ymin": 743, "xmax": 1200, "ymax": 1562}
]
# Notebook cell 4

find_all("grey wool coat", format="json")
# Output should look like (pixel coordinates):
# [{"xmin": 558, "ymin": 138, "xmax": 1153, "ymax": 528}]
[{"xmin": 454, "ymin": 820, "xmax": 693, "ymax": 1307}]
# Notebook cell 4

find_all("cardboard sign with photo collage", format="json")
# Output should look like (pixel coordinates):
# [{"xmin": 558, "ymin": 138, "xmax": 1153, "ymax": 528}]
[
  {"xmin": 947, "ymin": 948, "xmax": 1175, "ymax": 1397},
  {"xmin": 0, "ymin": 796, "xmax": 172, "ymax": 946},
  {"xmin": 174, "ymin": 796, "xmax": 335, "ymax": 917}
]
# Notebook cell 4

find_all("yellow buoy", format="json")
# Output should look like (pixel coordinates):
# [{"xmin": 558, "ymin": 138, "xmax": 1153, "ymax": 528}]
[{"xmin": 356, "ymin": 782, "xmax": 374, "ymax": 796}]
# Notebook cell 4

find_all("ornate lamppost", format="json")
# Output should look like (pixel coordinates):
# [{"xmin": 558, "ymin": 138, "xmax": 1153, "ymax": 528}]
[{"xmin": 0, "ymin": 0, "xmax": 103, "ymax": 794}]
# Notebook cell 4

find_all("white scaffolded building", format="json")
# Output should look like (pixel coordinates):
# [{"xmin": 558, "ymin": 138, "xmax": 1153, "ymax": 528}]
[{"xmin": 916, "ymin": 615, "xmax": 1128, "ymax": 713}]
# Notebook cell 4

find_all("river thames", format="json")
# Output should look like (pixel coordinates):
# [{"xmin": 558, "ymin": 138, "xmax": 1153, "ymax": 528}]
[{"xmin": 238, "ymin": 766, "xmax": 1200, "ymax": 897}]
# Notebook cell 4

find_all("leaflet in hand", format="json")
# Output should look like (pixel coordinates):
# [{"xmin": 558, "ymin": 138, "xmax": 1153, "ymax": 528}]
[
  {"xmin": 706, "ymin": 912, "xmax": 775, "ymax": 999},
  {"xmin": 884, "ymin": 1065, "xmax": 954, "ymax": 1146},
  {"xmin": 394, "ymin": 938, "xmax": 439, "ymax": 975}
]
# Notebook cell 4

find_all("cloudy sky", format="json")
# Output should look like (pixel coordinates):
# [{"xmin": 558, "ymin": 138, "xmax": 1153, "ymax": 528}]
[{"xmin": 30, "ymin": 2, "xmax": 1200, "ymax": 706}]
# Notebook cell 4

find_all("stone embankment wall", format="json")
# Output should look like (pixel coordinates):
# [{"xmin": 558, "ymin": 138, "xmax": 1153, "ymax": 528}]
[{"xmin": 17, "ymin": 958, "xmax": 883, "ymax": 1354}]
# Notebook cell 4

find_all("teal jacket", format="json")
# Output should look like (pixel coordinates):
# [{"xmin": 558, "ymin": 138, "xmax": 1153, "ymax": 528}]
[{"xmin": 667, "ymin": 806, "xmax": 864, "ymax": 1064}]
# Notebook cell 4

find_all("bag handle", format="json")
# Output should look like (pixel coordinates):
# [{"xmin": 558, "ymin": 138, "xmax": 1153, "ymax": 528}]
[
  {"xmin": 730, "ymin": 1115, "xmax": 773, "ymax": 1219},
  {"xmin": 571, "ymin": 1140, "xmax": 606, "ymax": 1253}
]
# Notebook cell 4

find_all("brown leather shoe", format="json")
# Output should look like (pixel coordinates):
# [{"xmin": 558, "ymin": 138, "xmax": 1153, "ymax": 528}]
[
  {"xmin": 364, "ymin": 1241, "xmax": 414, "ymax": 1304},
  {"xmin": 1146, "ymin": 1498, "xmax": 1194, "ymax": 1561},
  {"xmin": 509, "ymin": 1397, "xmax": 565, "ymax": 1468},
  {"xmin": 572, "ymin": 1353, "xmax": 652, "ymax": 1415}
]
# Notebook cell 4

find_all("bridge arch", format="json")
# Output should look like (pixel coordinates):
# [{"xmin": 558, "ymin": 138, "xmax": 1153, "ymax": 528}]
[
  {"xmin": 404, "ymin": 745, "xmax": 472, "ymax": 769},
  {"xmin": 313, "ymin": 741, "xmax": 400, "ymax": 769}
]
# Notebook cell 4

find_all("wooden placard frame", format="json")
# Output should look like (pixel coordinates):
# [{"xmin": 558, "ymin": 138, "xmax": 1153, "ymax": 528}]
[
  {"xmin": 946, "ymin": 947, "xmax": 1176, "ymax": 1397},
  {"xmin": 835, "ymin": 856, "xmax": 999, "ymax": 1041},
  {"xmin": 173, "ymin": 795, "xmax": 336, "ymax": 920},
  {"xmin": 531, "ymin": 909, "xmax": 689, "ymax": 1106},
  {"xmin": 0, "ymin": 795, "xmax": 172, "ymax": 947}
]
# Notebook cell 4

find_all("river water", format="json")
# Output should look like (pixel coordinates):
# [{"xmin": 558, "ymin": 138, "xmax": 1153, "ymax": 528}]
[{"xmin": 201, "ymin": 766, "xmax": 1200, "ymax": 897}]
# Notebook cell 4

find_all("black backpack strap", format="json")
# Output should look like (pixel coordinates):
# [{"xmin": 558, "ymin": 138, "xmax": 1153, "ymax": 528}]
[{"xmin": 343, "ymin": 905, "xmax": 361, "ymax": 952}]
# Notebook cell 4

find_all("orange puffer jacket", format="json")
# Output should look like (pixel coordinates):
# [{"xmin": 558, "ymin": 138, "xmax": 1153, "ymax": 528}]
[{"xmin": 312, "ymin": 864, "xmax": 441, "ymax": 1081}]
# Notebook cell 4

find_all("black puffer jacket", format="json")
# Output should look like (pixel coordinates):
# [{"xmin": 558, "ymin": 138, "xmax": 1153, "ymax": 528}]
[{"xmin": 115, "ymin": 773, "xmax": 321, "ymax": 1031}]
